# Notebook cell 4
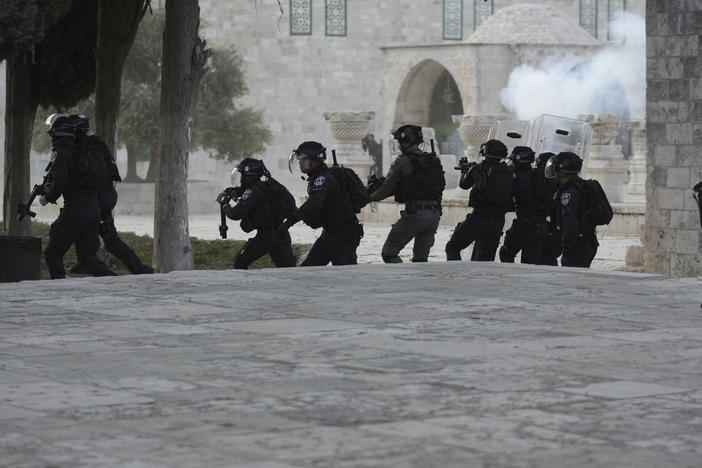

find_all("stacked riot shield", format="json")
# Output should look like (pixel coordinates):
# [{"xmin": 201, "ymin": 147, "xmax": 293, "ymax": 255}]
[
  {"xmin": 488, "ymin": 119, "xmax": 532, "ymax": 155},
  {"xmin": 531, "ymin": 114, "xmax": 593, "ymax": 175}
]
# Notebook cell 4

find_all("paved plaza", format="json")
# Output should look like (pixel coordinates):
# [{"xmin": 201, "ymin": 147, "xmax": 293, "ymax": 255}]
[
  {"xmin": 27, "ymin": 211, "xmax": 639, "ymax": 271},
  {"xmin": 1, "ymin": 259, "xmax": 701, "ymax": 467}
]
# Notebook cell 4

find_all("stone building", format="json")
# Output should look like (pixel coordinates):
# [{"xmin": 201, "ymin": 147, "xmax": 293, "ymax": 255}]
[
  {"xmin": 195, "ymin": 0, "xmax": 645, "ymax": 179},
  {"xmin": 641, "ymin": 0, "xmax": 702, "ymax": 276}
]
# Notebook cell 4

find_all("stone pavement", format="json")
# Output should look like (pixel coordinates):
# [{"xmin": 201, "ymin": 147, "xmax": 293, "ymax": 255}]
[
  {"xmin": 38, "ymin": 212, "xmax": 637, "ymax": 271},
  {"xmin": 1, "ymin": 262, "xmax": 701, "ymax": 467}
]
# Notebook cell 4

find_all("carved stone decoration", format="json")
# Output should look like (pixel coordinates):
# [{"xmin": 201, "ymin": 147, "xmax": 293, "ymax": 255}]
[
  {"xmin": 579, "ymin": 0, "xmax": 598, "ymax": 38},
  {"xmin": 290, "ymin": 0, "xmax": 312, "ymax": 35},
  {"xmin": 443, "ymin": 0, "xmax": 463, "ymax": 40},
  {"xmin": 453, "ymin": 114, "xmax": 507, "ymax": 159},
  {"xmin": 323, "ymin": 112, "xmax": 376, "ymax": 180},
  {"xmin": 326, "ymin": 0, "xmax": 346, "ymax": 36},
  {"xmin": 474, "ymin": 0, "xmax": 493, "ymax": 30},
  {"xmin": 623, "ymin": 121, "xmax": 647, "ymax": 204},
  {"xmin": 580, "ymin": 113, "xmax": 628, "ymax": 203}
]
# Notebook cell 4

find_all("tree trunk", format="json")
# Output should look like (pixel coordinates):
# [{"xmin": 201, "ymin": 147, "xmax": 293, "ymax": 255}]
[
  {"xmin": 153, "ymin": 0, "xmax": 211, "ymax": 272},
  {"xmin": 123, "ymin": 143, "xmax": 144, "ymax": 182},
  {"xmin": 3, "ymin": 54, "xmax": 39, "ymax": 236},
  {"xmin": 145, "ymin": 142, "xmax": 158, "ymax": 182},
  {"xmin": 94, "ymin": 0, "xmax": 148, "ymax": 156}
]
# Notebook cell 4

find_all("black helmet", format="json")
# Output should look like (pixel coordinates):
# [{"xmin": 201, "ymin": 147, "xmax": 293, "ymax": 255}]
[
  {"xmin": 68, "ymin": 114, "xmax": 90, "ymax": 136},
  {"xmin": 544, "ymin": 151, "xmax": 583, "ymax": 179},
  {"xmin": 393, "ymin": 125, "xmax": 423, "ymax": 146},
  {"xmin": 508, "ymin": 146, "xmax": 535, "ymax": 164},
  {"xmin": 289, "ymin": 141, "xmax": 326, "ymax": 173},
  {"xmin": 536, "ymin": 152, "xmax": 555, "ymax": 168},
  {"xmin": 234, "ymin": 158, "xmax": 269, "ymax": 179},
  {"xmin": 479, "ymin": 139, "xmax": 508, "ymax": 160},
  {"xmin": 292, "ymin": 141, "xmax": 326, "ymax": 161},
  {"xmin": 45, "ymin": 113, "xmax": 77, "ymax": 139}
]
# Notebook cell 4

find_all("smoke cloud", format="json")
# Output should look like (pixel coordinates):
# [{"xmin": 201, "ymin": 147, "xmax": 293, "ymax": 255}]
[{"xmin": 500, "ymin": 12, "xmax": 646, "ymax": 122}]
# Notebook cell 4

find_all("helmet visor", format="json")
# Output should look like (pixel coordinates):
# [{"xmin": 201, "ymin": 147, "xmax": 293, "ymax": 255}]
[
  {"xmin": 544, "ymin": 158, "xmax": 558, "ymax": 179},
  {"xmin": 288, "ymin": 151, "xmax": 308, "ymax": 174}
]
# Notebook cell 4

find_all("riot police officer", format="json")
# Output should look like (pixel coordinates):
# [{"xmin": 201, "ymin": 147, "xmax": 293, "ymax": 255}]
[
  {"xmin": 39, "ymin": 114, "xmax": 116, "ymax": 279},
  {"xmin": 545, "ymin": 151, "xmax": 598, "ymax": 268},
  {"xmin": 280, "ymin": 141, "xmax": 362, "ymax": 266},
  {"xmin": 69, "ymin": 114, "xmax": 154, "ymax": 274},
  {"xmin": 534, "ymin": 152, "xmax": 560, "ymax": 265},
  {"xmin": 446, "ymin": 139, "xmax": 513, "ymax": 261},
  {"xmin": 368, "ymin": 125, "xmax": 444, "ymax": 263},
  {"xmin": 216, "ymin": 158, "xmax": 297, "ymax": 269},
  {"xmin": 499, "ymin": 146, "xmax": 544, "ymax": 264}
]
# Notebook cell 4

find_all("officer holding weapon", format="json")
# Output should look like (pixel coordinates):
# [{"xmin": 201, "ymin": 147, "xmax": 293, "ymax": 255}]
[{"xmin": 216, "ymin": 158, "xmax": 297, "ymax": 269}]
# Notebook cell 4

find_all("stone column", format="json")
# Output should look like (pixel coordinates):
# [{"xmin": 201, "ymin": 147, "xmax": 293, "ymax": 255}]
[
  {"xmin": 323, "ymin": 112, "xmax": 375, "ymax": 180},
  {"xmin": 580, "ymin": 114, "xmax": 628, "ymax": 204},
  {"xmin": 454, "ymin": 115, "xmax": 507, "ymax": 160},
  {"xmin": 623, "ymin": 121, "xmax": 647, "ymax": 205}
]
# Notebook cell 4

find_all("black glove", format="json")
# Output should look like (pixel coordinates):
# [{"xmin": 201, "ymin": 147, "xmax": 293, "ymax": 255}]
[
  {"xmin": 367, "ymin": 175, "xmax": 385, "ymax": 195},
  {"xmin": 454, "ymin": 157, "xmax": 475, "ymax": 173},
  {"xmin": 277, "ymin": 218, "xmax": 294, "ymax": 235}
]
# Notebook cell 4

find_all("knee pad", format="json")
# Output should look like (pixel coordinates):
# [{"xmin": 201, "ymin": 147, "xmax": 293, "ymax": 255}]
[
  {"xmin": 99, "ymin": 220, "xmax": 118, "ymax": 242},
  {"xmin": 234, "ymin": 251, "xmax": 251, "ymax": 270},
  {"xmin": 382, "ymin": 254, "xmax": 402, "ymax": 264}
]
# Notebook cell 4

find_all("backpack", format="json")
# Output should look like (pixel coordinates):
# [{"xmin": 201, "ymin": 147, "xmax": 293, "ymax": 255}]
[
  {"xmin": 408, "ymin": 151, "xmax": 446, "ymax": 200},
  {"xmin": 328, "ymin": 166, "xmax": 370, "ymax": 213},
  {"xmin": 576, "ymin": 179, "xmax": 613, "ymax": 226},
  {"xmin": 79, "ymin": 136, "xmax": 120, "ymax": 193},
  {"xmin": 473, "ymin": 163, "xmax": 513, "ymax": 210},
  {"xmin": 264, "ymin": 177, "xmax": 296, "ymax": 221}
]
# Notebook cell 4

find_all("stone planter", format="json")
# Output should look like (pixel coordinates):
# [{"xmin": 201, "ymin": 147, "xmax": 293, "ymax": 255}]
[
  {"xmin": 453, "ymin": 114, "xmax": 508, "ymax": 160},
  {"xmin": 324, "ymin": 111, "xmax": 375, "ymax": 180},
  {"xmin": 580, "ymin": 114, "xmax": 628, "ymax": 203}
]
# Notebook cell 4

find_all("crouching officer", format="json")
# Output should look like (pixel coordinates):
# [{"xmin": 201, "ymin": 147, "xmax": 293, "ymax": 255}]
[
  {"xmin": 216, "ymin": 158, "xmax": 297, "ymax": 269},
  {"xmin": 499, "ymin": 146, "xmax": 544, "ymax": 264},
  {"xmin": 40, "ymin": 114, "xmax": 116, "ymax": 279},
  {"xmin": 446, "ymin": 139, "xmax": 513, "ymax": 261},
  {"xmin": 368, "ymin": 125, "xmax": 443, "ymax": 263},
  {"xmin": 280, "ymin": 141, "xmax": 362, "ymax": 266},
  {"xmin": 544, "ymin": 151, "xmax": 598, "ymax": 268},
  {"xmin": 70, "ymin": 114, "xmax": 154, "ymax": 274}
]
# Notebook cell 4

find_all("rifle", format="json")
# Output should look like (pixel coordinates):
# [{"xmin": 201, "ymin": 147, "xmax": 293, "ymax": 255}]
[
  {"xmin": 218, "ymin": 186, "xmax": 242, "ymax": 239},
  {"xmin": 454, "ymin": 156, "xmax": 476, "ymax": 172},
  {"xmin": 331, "ymin": 149, "xmax": 340, "ymax": 167},
  {"xmin": 17, "ymin": 161, "xmax": 54, "ymax": 222},
  {"xmin": 430, "ymin": 139, "xmax": 436, "ymax": 157}
]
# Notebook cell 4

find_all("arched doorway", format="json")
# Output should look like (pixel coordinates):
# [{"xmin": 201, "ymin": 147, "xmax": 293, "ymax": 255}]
[{"xmin": 393, "ymin": 59, "xmax": 464, "ymax": 155}]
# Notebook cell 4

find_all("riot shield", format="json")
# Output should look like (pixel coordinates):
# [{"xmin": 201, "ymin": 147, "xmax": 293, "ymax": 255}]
[
  {"xmin": 488, "ymin": 120, "xmax": 532, "ymax": 154},
  {"xmin": 531, "ymin": 114, "xmax": 593, "ymax": 172}
]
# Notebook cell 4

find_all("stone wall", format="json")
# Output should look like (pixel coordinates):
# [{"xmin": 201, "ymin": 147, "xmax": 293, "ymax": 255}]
[{"xmin": 644, "ymin": 1, "xmax": 702, "ymax": 276}]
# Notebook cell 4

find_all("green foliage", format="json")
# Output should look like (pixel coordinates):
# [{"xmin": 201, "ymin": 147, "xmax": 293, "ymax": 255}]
[
  {"xmin": 118, "ymin": 8, "xmax": 271, "ymax": 163},
  {"xmin": 36, "ymin": 0, "xmax": 97, "ymax": 109},
  {"xmin": 0, "ymin": 0, "xmax": 73, "ymax": 60},
  {"xmin": 0, "ymin": 220, "xmax": 308, "ymax": 279}
]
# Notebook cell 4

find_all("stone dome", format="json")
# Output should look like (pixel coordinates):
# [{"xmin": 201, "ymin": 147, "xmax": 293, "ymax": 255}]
[{"xmin": 467, "ymin": 3, "xmax": 602, "ymax": 46}]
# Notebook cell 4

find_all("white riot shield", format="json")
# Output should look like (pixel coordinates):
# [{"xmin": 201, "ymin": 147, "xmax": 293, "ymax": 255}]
[
  {"xmin": 531, "ymin": 114, "xmax": 593, "ymax": 170},
  {"xmin": 488, "ymin": 120, "xmax": 532, "ymax": 154}
]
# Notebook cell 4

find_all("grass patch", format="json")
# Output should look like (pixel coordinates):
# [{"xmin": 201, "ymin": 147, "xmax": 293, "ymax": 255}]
[{"xmin": 2, "ymin": 220, "xmax": 309, "ymax": 279}]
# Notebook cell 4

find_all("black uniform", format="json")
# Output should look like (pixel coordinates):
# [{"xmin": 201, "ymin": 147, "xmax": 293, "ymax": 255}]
[
  {"xmin": 224, "ymin": 180, "xmax": 296, "ymax": 269},
  {"xmin": 534, "ymin": 169, "xmax": 560, "ymax": 266},
  {"xmin": 286, "ymin": 163, "xmax": 362, "ymax": 266},
  {"xmin": 499, "ymin": 166, "xmax": 545, "ymax": 264},
  {"xmin": 551, "ymin": 177, "xmax": 599, "ymax": 268},
  {"xmin": 370, "ymin": 148, "xmax": 442, "ymax": 263},
  {"xmin": 79, "ymin": 135, "xmax": 154, "ymax": 274},
  {"xmin": 43, "ymin": 139, "xmax": 116, "ymax": 279},
  {"xmin": 446, "ymin": 159, "xmax": 513, "ymax": 261}
]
